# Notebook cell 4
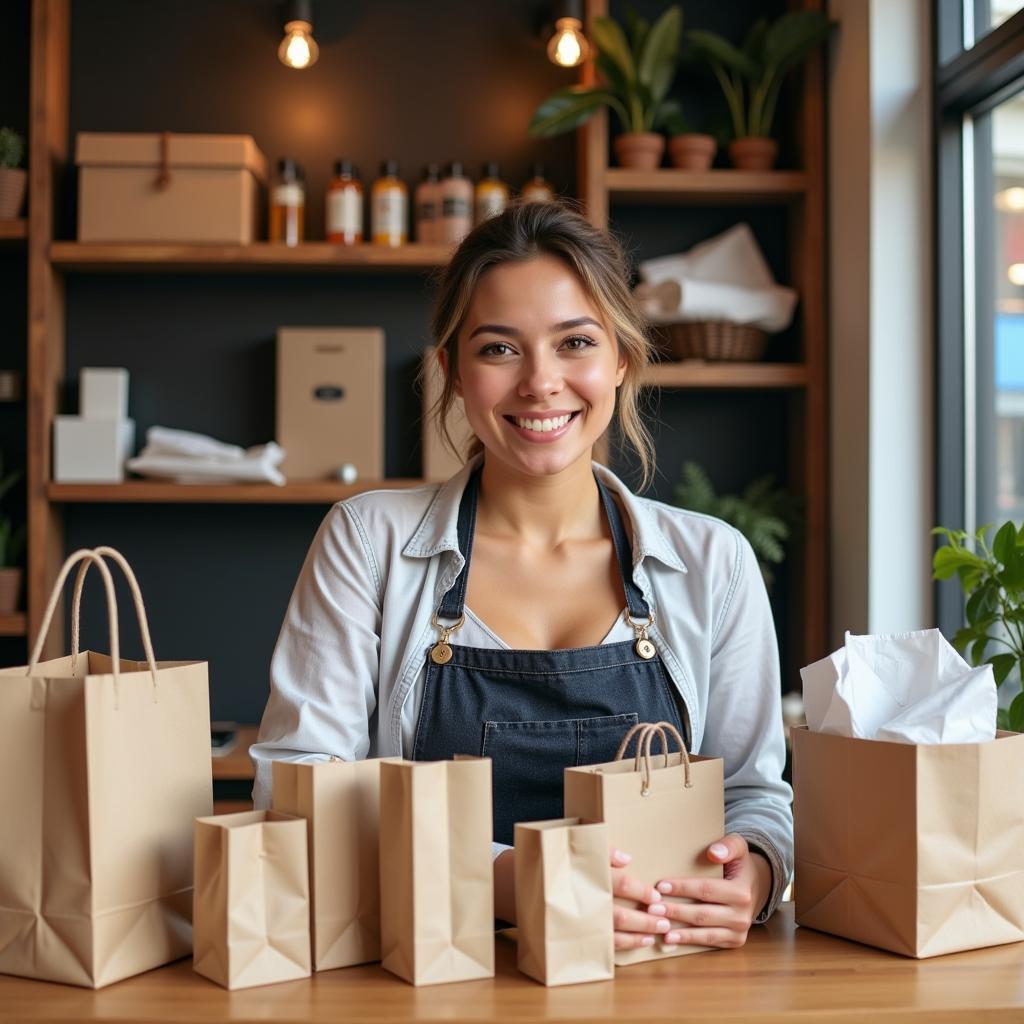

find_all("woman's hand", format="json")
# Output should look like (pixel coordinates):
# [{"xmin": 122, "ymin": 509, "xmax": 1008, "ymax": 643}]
[
  {"xmin": 610, "ymin": 848, "xmax": 676, "ymax": 951},
  {"xmin": 649, "ymin": 833, "xmax": 772, "ymax": 949}
]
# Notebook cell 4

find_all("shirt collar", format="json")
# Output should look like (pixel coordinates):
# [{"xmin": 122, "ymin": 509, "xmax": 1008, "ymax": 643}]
[{"xmin": 403, "ymin": 454, "xmax": 687, "ymax": 574}]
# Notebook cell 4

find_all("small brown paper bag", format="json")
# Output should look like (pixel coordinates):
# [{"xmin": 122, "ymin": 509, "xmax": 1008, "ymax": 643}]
[
  {"xmin": 514, "ymin": 818, "xmax": 613, "ymax": 986},
  {"xmin": 0, "ymin": 547, "xmax": 212, "ymax": 988},
  {"xmin": 272, "ymin": 757, "xmax": 399, "ymax": 970},
  {"xmin": 564, "ymin": 721, "xmax": 725, "ymax": 967},
  {"xmin": 379, "ymin": 758, "xmax": 494, "ymax": 986},
  {"xmin": 793, "ymin": 725, "xmax": 1024, "ymax": 957},
  {"xmin": 192, "ymin": 810, "xmax": 312, "ymax": 989}
]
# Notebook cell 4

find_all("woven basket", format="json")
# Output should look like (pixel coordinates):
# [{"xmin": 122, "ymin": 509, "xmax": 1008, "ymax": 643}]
[{"xmin": 656, "ymin": 321, "xmax": 768, "ymax": 362}]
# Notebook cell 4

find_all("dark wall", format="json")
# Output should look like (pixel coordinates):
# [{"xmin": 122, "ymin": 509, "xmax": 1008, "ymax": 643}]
[{"xmin": 64, "ymin": 0, "xmax": 799, "ymax": 724}]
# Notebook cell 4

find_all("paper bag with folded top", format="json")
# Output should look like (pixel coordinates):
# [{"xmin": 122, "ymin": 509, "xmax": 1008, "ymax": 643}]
[
  {"xmin": 795, "ymin": 629, "xmax": 1024, "ymax": 957},
  {"xmin": 0, "ymin": 547, "xmax": 212, "ymax": 988},
  {"xmin": 514, "ymin": 817, "xmax": 613, "ymax": 986},
  {"xmin": 379, "ymin": 757, "xmax": 495, "ymax": 986},
  {"xmin": 272, "ymin": 757, "xmax": 400, "ymax": 970},
  {"xmin": 193, "ymin": 810, "xmax": 311, "ymax": 989},
  {"xmin": 564, "ymin": 721, "xmax": 725, "ymax": 967}
]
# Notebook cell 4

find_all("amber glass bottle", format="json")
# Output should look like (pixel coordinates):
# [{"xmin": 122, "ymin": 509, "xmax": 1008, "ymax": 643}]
[
  {"xmin": 371, "ymin": 160, "xmax": 408, "ymax": 247},
  {"xmin": 326, "ymin": 160, "xmax": 363, "ymax": 245},
  {"xmin": 269, "ymin": 158, "xmax": 305, "ymax": 246}
]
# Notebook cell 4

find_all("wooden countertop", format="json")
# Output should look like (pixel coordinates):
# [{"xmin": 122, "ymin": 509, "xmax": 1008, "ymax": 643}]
[{"xmin": 2, "ymin": 905, "xmax": 1022, "ymax": 1022}]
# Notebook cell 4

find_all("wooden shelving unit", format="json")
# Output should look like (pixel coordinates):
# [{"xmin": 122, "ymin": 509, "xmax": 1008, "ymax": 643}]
[
  {"xmin": 46, "ymin": 478, "xmax": 423, "ymax": 504},
  {"xmin": 0, "ymin": 613, "xmax": 27, "ymax": 637},
  {"xmin": 49, "ymin": 241, "xmax": 453, "ymax": 273},
  {"xmin": 581, "ymin": 0, "xmax": 829, "ymax": 672}
]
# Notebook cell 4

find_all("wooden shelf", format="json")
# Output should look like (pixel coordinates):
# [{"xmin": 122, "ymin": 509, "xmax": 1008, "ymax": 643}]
[
  {"xmin": 0, "ymin": 219, "xmax": 28, "ymax": 243},
  {"xmin": 605, "ymin": 168, "xmax": 807, "ymax": 205},
  {"xmin": 46, "ymin": 478, "xmax": 425, "ymax": 504},
  {"xmin": 0, "ymin": 613, "xmax": 27, "ymax": 637},
  {"xmin": 48, "ymin": 241, "xmax": 453, "ymax": 273},
  {"xmin": 641, "ymin": 361, "xmax": 808, "ymax": 389}
]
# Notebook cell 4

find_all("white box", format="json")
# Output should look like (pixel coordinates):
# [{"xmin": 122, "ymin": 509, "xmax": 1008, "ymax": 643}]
[
  {"xmin": 54, "ymin": 416, "xmax": 135, "ymax": 482},
  {"xmin": 81, "ymin": 367, "xmax": 129, "ymax": 420}
]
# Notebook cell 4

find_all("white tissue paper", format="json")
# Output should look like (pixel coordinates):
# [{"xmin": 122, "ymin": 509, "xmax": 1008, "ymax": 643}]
[
  {"xmin": 801, "ymin": 628, "xmax": 997, "ymax": 744},
  {"xmin": 127, "ymin": 426, "xmax": 287, "ymax": 485},
  {"xmin": 635, "ymin": 223, "xmax": 798, "ymax": 332}
]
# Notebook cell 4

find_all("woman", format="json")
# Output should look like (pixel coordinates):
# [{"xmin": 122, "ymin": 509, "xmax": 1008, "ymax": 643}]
[{"xmin": 252, "ymin": 201, "xmax": 793, "ymax": 951}]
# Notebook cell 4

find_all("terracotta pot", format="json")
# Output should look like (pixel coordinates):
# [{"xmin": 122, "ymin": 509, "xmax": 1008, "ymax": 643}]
[
  {"xmin": 668, "ymin": 133, "xmax": 716, "ymax": 171},
  {"xmin": 613, "ymin": 132, "xmax": 665, "ymax": 171},
  {"xmin": 0, "ymin": 567, "xmax": 22, "ymax": 614},
  {"xmin": 728, "ymin": 137, "xmax": 779, "ymax": 171},
  {"xmin": 0, "ymin": 167, "xmax": 27, "ymax": 220}
]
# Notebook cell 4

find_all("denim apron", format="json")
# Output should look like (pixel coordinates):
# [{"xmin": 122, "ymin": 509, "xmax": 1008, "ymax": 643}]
[{"xmin": 411, "ymin": 465, "xmax": 688, "ymax": 846}]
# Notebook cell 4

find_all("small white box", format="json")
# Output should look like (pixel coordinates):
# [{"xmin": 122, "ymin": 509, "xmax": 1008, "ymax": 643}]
[
  {"xmin": 81, "ymin": 367, "xmax": 129, "ymax": 420},
  {"xmin": 54, "ymin": 416, "xmax": 135, "ymax": 482}
]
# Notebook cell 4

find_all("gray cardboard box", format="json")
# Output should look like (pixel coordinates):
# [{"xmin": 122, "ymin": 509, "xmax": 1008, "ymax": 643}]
[{"xmin": 276, "ymin": 327, "xmax": 384, "ymax": 480}]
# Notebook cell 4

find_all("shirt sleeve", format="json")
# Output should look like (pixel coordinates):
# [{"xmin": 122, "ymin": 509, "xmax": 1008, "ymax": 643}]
[
  {"xmin": 250, "ymin": 501, "xmax": 382, "ymax": 808},
  {"xmin": 699, "ymin": 529, "xmax": 794, "ymax": 924}
]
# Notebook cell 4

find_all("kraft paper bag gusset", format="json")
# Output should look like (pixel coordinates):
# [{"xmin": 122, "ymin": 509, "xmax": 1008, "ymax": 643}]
[
  {"xmin": 793, "ymin": 628, "xmax": 1024, "ymax": 957},
  {"xmin": 0, "ymin": 547, "xmax": 212, "ymax": 989}
]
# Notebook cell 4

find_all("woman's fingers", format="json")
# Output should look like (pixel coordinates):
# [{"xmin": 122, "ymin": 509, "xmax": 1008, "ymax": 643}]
[
  {"xmin": 655, "ymin": 876, "xmax": 751, "ymax": 907},
  {"xmin": 658, "ymin": 899, "xmax": 747, "ymax": 931},
  {"xmin": 613, "ymin": 930, "xmax": 657, "ymax": 951},
  {"xmin": 613, "ymin": 903, "xmax": 671, "ymax": 936},
  {"xmin": 612, "ymin": 870, "xmax": 660, "ymax": 907},
  {"xmin": 662, "ymin": 926, "xmax": 747, "ymax": 949}
]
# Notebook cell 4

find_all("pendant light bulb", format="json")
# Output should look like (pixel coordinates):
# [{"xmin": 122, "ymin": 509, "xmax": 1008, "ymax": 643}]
[
  {"xmin": 547, "ymin": 16, "xmax": 589, "ymax": 67},
  {"xmin": 278, "ymin": 0, "xmax": 319, "ymax": 69}
]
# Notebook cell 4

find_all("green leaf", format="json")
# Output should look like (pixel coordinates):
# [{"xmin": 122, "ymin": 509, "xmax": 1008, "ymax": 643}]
[
  {"xmin": 951, "ymin": 626, "xmax": 974, "ymax": 654},
  {"xmin": 997, "ymin": 706, "xmax": 1011, "ymax": 731},
  {"xmin": 624, "ymin": 7, "xmax": 650, "ymax": 62},
  {"xmin": 1003, "ymin": 548, "xmax": 1024, "ymax": 590},
  {"xmin": 741, "ymin": 18, "xmax": 769, "ymax": 66},
  {"xmin": 971, "ymin": 637, "xmax": 989, "ymax": 666},
  {"xmin": 988, "ymin": 653, "xmax": 1017, "ymax": 686},
  {"xmin": 595, "ymin": 50, "xmax": 629, "ymax": 97},
  {"xmin": 1009, "ymin": 691, "xmax": 1024, "ymax": 733},
  {"xmin": 763, "ymin": 10, "xmax": 831, "ymax": 72},
  {"xmin": 993, "ymin": 521, "xmax": 1018, "ymax": 566},
  {"xmin": 528, "ymin": 87, "xmax": 616, "ymax": 138},
  {"xmin": 686, "ymin": 29, "xmax": 759, "ymax": 78},
  {"xmin": 637, "ymin": 5, "xmax": 682, "ymax": 108},
  {"xmin": 932, "ymin": 544, "xmax": 985, "ymax": 581},
  {"xmin": 592, "ymin": 16, "xmax": 637, "ymax": 85},
  {"xmin": 957, "ymin": 564, "xmax": 985, "ymax": 592}
]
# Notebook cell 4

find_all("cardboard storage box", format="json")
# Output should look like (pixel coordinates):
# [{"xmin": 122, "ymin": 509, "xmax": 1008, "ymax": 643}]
[
  {"xmin": 792, "ymin": 725, "xmax": 1024, "ymax": 958},
  {"xmin": 277, "ymin": 327, "xmax": 384, "ymax": 480},
  {"xmin": 76, "ymin": 132, "xmax": 267, "ymax": 243}
]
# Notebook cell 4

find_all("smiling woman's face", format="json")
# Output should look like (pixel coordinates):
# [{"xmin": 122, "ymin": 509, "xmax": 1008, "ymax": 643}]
[{"xmin": 446, "ymin": 253, "xmax": 627, "ymax": 479}]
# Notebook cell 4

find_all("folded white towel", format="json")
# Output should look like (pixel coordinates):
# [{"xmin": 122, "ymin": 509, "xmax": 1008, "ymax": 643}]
[
  {"xmin": 127, "ymin": 430, "xmax": 286, "ymax": 486},
  {"xmin": 142, "ymin": 426, "xmax": 247, "ymax": 460}
]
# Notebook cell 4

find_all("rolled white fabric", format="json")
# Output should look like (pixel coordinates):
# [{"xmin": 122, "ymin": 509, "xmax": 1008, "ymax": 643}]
[
  {"xmin": 127, "ymin": 442, "xmax": 287, "ymax": 486},
  {"xmin": 143, "ymin": 426, "xmax": 247, "ymax": 460}
]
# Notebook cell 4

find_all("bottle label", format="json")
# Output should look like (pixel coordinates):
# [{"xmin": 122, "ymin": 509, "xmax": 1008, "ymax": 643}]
[
  {"xmin": 272, "ymin": 182, "xmax": 304, "ymax": 207},
  {"xmin": 327, "ymin": 188, "xmax": 362, "ymax": 234},
  {"xmin": 417, "ymin": 200, "xmax": 437, "ymax": 220},
  {"xmin": 373, "ymin": 189, "xmax": 407, "ymax": 238},
  {"xmin": 442, "ymin": 196, "xmax": 471, "ymax": 217},
  {"xmin": 476, "ymin": 192, "xmax": 506, "ymax": 221}
]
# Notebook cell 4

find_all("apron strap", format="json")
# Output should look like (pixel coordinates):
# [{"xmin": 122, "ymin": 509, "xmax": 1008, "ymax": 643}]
[{"xmin": 436, "ymin": 463, "xmax": 650, "ymax": 620}]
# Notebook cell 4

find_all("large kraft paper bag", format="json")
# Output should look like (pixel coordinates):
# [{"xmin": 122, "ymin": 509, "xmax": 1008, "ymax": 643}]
[
  {"xmin": 379, "ymin": 758, "xmax": 494, "ymax": 985},
  {"xmin": 514, "ymin": 818, "xmax": 613, "ymax": 986},
  {"xmin": 793, "ymin": 725, "xmax": 1024, "ymax": 957},
  {"xmin": 564, "ymin": 721, "xmax": 724, "ymax": 967},
  {"xmin": 0, "ymin": 547, "xmax": 212, "ymax": 988},
  {"xmin": 193, "ymin": 810, "xmax": 311, "ymax": 989},
  {"xmin": 272, "ymin": 757, "xmax": 400, "ymax": 970}
]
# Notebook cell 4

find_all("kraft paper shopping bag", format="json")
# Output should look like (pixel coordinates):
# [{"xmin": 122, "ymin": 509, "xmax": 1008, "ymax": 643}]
[
  {"xmin": 0, "ymin": 547, "xmax": 212, "ymax": 988},
  {"xmin": 514, "ymin": 817, "xmax": 613, "ymax": 986},
  {"xmin": 793, "ymin": 725, "xmax": 1024, "ymax": 957},
  {"xmin": 272, "ymin": 757, "xmax": 400, "ymax": 970},
  {"xmin": 564, "ymin": 721, "xmax": 724, "ymax": 967},
  {"xmin": 193, "ymin": 810, "xmax": 311, "ymax": 989},
  {"xmin": 378, "ymin": 758, "xmax": 494, "ymax": 986}
]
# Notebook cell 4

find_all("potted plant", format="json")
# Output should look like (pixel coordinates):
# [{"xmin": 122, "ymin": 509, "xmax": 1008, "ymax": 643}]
[
  {"xmin": 932, "ymin": 522, "xmax": 1024, "ymax": 732},
  {"xmin": 529, "ymin": 6, "xmax": 683, "ymax": 170},
  {"xmin": 660, "ymin": 106, "xmax": 716, "ymax": 171},
  {"xmin": 686, "ymin": 11, "xmax": 832, "ymax": 171},
  {"xmin": 0, "ymin": 127, "xmax": 27, "ymax": 220},
  {"xmin": 672, "ymin": 461, "xmax": 799, "ymax": 588},
  {"xmin": 0, "ymin": 456, "xmax": 25, "ymax": 615}
]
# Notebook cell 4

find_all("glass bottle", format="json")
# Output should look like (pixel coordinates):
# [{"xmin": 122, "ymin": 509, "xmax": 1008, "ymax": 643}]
[
  {"xmin": 438, "ymin": 161, "xmax": 473, "ymax": 245},
  {"xmin": 414, "ymin": 163, "xmax": 441, "ymax": 245},
  {"xmin": 475, "ymin": 161, "xmax": 509, "ymax": 224},
  {"xmin": 372, "ymin": 160, "xmax": 407, "ymax": 247},
  {"xmin": 269, "ymin": 158, "xmax": 305, "ymax": 246},
  {"xmin": 326, "ymin": 160, "xmax": 363, "ymax": 245},
  {"xmin": 521, "ymin": 162, "xmax": 556, "ymax": 203}
]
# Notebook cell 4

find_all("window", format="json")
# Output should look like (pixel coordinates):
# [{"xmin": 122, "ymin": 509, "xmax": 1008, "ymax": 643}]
[{"xmin": 935, "ymin": 5, "xmax": 1024, "ymax": 635}]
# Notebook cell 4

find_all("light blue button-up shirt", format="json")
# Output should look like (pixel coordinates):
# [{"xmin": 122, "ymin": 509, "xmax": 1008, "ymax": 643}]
[{"xmin": 252, "ymin": 454, "xmax": 793, "ymax": 922}]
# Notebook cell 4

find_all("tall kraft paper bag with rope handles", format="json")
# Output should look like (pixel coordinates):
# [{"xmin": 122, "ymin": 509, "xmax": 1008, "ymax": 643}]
[
  {"xmin": 564, "ymin": 721, "xmax": 725, "ymax": 967},
  {"xmin": 0, "ymin": 547, "xmax": 212, "ymax": 988}
]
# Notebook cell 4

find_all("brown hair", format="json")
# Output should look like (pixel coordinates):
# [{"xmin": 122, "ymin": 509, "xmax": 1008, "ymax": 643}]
[{"xmin": 423, "ymin": 200, "xmax": 656, "ymax": 490}]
